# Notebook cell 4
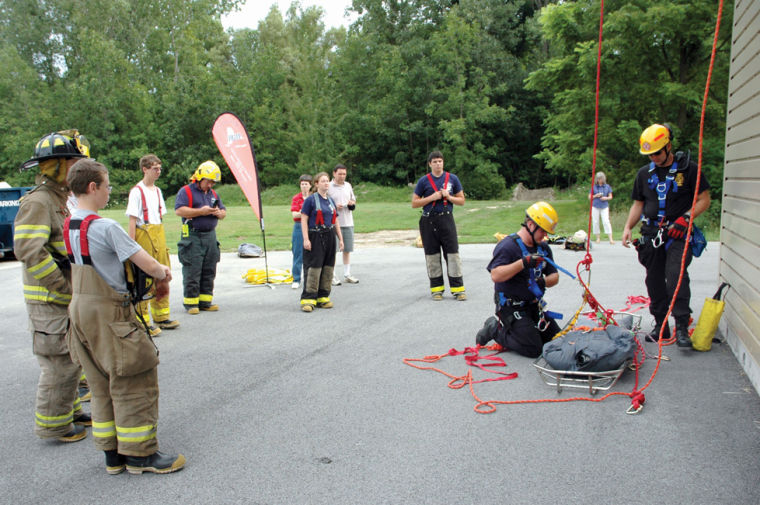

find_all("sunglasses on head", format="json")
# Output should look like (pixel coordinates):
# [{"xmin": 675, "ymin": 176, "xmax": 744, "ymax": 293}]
[{"xmin": 648, "ymin": 147, "xmax": 665, "ymax": 157}]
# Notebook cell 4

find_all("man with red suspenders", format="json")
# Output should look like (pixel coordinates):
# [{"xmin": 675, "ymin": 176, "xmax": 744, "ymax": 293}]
[
  {"xmin": 412, "ymin": 151, "xmax": 467, "ymax": 301},
  {"xmin": 65, "ymin": 158, "xmax": 185, "ymax": 475},
  {"xmin": 174, "ymin": 161, "xmax": 226, "ymax": 314},
  {"xmin": 126, "ymin": 154, "xmax": 179, "ymax": 334}
]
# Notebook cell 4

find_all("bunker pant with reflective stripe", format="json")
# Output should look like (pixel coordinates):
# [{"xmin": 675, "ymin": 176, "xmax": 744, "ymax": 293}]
[
  {"xmin": 301, "ymin": 228, "xmax": 336, "ymax": 304},
  {"xmin": 135, "ymin": 224, "xmax": 172, "ymax": 322},
  {"xmin": 68, "ymin": 264, "xmax": 160, "ymax": 456},
  {"xmin": 419, "ymin": 213, "xmax": 464, "ymax": 294},
  {"xmin": 177, "ymin": 229, "xmax": 220, "ymax": 309},
  {"xmin": 27, "ymin": 303, "xmax": 82, "ymax": 438}
]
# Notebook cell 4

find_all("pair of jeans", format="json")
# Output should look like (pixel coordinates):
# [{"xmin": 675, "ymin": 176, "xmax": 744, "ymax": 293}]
[{"xmin": 291, "ymin": 223, "xmax": 304, "ymax": 283}]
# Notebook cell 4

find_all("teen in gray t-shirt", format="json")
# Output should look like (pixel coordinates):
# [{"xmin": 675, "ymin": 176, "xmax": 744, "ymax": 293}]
[{"xmin": 68, "ymin": 209, "xmax": 142, "ymax": 293}]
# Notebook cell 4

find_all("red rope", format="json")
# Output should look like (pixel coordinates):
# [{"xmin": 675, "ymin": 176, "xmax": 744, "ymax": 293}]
[
  {"xmin": 585, "ymin": 0, "xmax": 605, "ymax": 257},
  {"xmin": 636, "ymin": 0, "xmax": 724, "ymax": 395}
]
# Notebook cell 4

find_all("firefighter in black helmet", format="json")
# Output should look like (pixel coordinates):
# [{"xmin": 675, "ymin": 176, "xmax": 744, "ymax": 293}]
[{"xmin": 14, "ymin": 130, "xmax": 92, "ymax": 442}]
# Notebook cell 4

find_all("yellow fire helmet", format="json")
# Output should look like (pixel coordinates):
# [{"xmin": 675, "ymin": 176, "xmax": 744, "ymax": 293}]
[
  {"xmin": 191, "ymin": 160, "xmax": 222, "ymax": 183},
  {"xmin": 526, "ymin": 201, "xmax": 558, "ymax": 235},
  {"xmin": 639, "ymin": 124, "xmax": 671, "ymax": 155}
]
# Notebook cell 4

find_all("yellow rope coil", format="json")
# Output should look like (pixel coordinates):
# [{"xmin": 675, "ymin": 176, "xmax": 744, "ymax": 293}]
[{"xmin": 242, "ymin": 268, "xmax": 293, "ymax": 285}]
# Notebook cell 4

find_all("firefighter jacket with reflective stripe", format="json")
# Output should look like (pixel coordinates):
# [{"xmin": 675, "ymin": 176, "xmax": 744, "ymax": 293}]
[{"xmin": 13, "ymin": 176, "xmax": 72, "ymax": 306}]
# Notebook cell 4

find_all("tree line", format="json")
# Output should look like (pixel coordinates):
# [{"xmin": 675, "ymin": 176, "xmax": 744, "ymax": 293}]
[{"xmin": 0, "ymin": 0, "xmax": 731, "ymax": 209}]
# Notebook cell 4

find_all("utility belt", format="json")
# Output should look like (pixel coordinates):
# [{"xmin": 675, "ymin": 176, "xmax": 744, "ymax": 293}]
[
  {"xmin": 494, "ymin": 292, "xmax": 531, "ymax": 309},
  {"xmin": 636, "ymin": 220, "xmax": 706, "ymax": 257},
  {"xmin": 309, "ymin": 225, "xmax": 334, "ymax": 232},
  {"xmin": 181, "ymin": 222, "xmax": 216, "ymax": 238},
  {"xmin": 495, "ymin": 292, "xmax": 559, "ymax": 332},
  {"xmin": 642, "ymin": 217, "xmax": 671, "ymax": 228},
  {"xmin": 421, "ymin": 210, "xmax": 452, "ymax": 218}
]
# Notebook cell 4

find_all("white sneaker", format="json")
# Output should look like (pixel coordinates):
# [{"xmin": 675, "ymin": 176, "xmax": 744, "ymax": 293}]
[
  {"xmin": 344, "ymin": 274, "xmax": 359, "ymax": 284},
  {"xmin": 291, "ymin": 282, "xmax": 300, "ymax": 289},
  {"xmin": 332, "ymin": 276, "xmax": 342, "ymax": 286}
]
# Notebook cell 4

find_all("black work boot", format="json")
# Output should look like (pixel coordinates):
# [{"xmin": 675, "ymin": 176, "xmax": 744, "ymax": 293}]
[
  {"xmin": 56, "ymin": 423, "xmax": 87, "ymax": 443},
  {"xmin": 646, "ymin": 316, "xmax": 670, "ymax": 342},
  {"xmin": 675, "ymin": 316, "xmax": 692, "ymax": 349},
  {"xmin": 105, "ymin": 450, "xmax": 126, "ymax": 475},
  {"xmin": 73, "ymin": 411, "xmax": 92, "ymax": 426},
  {"xmin": 476, "ymin": 316, "xmax": 498, "ymax": 346},
  {"xmin": 125, "ymin": 451, "xmax": 186, "ymax": 475}
]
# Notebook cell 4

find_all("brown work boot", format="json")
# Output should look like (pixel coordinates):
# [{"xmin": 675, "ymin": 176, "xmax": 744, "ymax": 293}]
[{"xmin": 199, "ymin": 304, "xmax": 219, "ymax": 311}]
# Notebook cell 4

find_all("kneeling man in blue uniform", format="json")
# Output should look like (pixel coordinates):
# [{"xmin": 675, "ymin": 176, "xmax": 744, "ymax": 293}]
[{"xmin": 476, "ymin": 202, "xmax": 561, "ymax": 358}]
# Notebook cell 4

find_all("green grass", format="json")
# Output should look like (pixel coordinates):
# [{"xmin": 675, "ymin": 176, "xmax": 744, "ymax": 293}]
[{"xmin": 101, "ymin": 183, "xmax": 720, "ymax": 252}]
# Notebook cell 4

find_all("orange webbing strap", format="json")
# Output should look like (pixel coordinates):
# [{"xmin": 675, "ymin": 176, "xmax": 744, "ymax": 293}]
[{"xmin": 403, "ymin": 344, "xmax": 517, "ymax": 391}]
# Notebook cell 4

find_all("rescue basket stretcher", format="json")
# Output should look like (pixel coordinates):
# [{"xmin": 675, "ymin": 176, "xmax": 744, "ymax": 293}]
[{"xmin": 532, "ymin": 312, "xmax": 642, "ymax": 395}]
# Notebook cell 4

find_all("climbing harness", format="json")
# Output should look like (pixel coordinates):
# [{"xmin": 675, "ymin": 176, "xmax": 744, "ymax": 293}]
[
  {"xmin": 511, "ymin": 234, "xmax": 567, "ymax": 323},
  {"xmin": 646, "ymin": 160, "xmax": 679, "ymax": 227}
]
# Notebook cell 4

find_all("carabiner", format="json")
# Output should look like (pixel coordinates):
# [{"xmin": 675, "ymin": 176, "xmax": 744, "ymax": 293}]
[
  {"xmin": 536, "ymin": 317, "xmax": 549, "ymax": 332},
  {"xmin": 652, "ymin": 228, "xmax": 664, "ymax": 249},
  {"xmin": 626, "ymin": 404, "xmax": 644, "ymax": 415}
]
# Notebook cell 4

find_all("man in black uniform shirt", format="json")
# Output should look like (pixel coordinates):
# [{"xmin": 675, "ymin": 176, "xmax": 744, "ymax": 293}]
[
  {"xmin": 475, "ymin": 202, "xmax": 561, "ymax": 358},
  {"xmin": 622, "ymin": 124, "xmax": 711, "ymax": 348}
]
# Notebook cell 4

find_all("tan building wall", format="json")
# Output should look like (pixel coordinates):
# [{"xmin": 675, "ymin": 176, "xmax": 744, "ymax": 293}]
[{"xmin": 720, "ymin": 0, "xmax": 760, "ymax": 392}]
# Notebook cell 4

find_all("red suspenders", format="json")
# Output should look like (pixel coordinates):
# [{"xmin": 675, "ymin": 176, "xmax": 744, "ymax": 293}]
[
  {"xmin": 426, "ymin": 172, "xmax": 450, "ymax": 206},
  {"xmin": 182, "ymin": 184, "xmax": 218, "ymax": 209},
  {"xmin": 313, "ymin": 194, "xmax": 337, "ymax": 226},
  {"xmin": 63, "ymin": 214, "xmax": 102, "ymax": 265},
  {"xmin": 134, "ymin": 185, "xmax": 163, "ymax": 223}
]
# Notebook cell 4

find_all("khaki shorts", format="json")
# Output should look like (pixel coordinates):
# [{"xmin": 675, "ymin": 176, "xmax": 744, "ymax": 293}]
[{"xmin": 339, "ymin": 226, "xmax": 354, "ymax": 253}]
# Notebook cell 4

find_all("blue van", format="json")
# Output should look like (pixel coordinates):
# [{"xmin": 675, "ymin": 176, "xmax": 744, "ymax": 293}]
[{"xmin": 0, "ymin": 186, "xmax": 33, "ymax": 258}]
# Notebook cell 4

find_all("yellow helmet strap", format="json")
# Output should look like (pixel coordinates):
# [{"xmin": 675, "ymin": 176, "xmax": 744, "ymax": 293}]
[{"xmin": 39, "ymin": 158, "xmax": 68, "ymax": 184}]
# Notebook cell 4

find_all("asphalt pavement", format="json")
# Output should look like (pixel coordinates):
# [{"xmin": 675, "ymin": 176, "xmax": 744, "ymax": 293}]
[{"xmin": 1, "ymin": 240, "xmax": 758, "ymax": 505}]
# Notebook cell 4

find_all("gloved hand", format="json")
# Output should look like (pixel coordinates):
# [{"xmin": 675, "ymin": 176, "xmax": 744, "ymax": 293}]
[
  {"xmin": 536, "ymin": 276, "xmax": 546, "ymax": 291},
  {"xmin": 522, "ymin": 254, "xmax": 544, "ymax": 269},
  {"xmin": 668, "ymin": 215, "xmax": 690, "ymax": 240}
]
